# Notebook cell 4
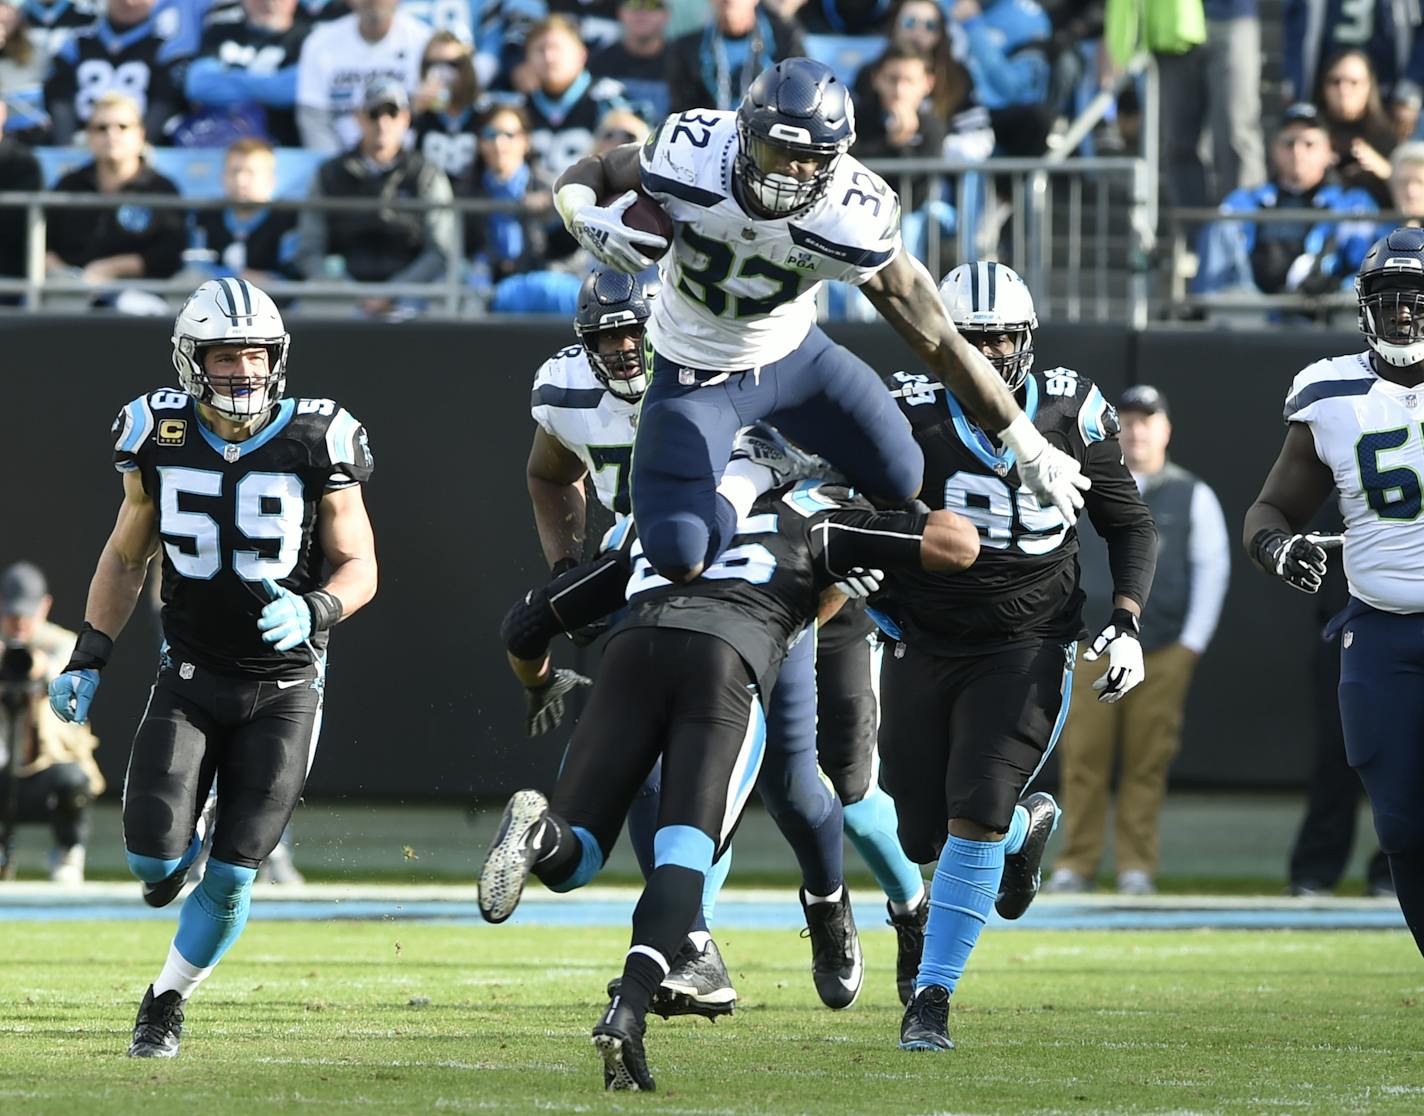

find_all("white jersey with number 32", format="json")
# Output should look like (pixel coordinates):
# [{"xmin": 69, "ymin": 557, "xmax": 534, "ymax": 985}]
[
  {"xmin": 1287, "ymin": 350, "xmax": 1424, "ymax": 613},
  {"xmin": 530, "ymin": 344, "xmax": 639, "ymax": 518},
  {"xmin": 638, "ymin": 109, "xmax": 902, "ymax": 371}
]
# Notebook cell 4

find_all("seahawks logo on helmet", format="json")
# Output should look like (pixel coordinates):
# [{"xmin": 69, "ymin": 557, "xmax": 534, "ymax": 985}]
[
  {"xmin": 1357, "ymin": 227, "xmax": 1424, "ymax": 369},
  {"xmin": 573, "ymin": 269, "xmax": 657, "ymax": 402}
]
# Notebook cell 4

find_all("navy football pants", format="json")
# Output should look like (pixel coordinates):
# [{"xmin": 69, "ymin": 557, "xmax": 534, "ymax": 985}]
[{"xmin": 631, "ymin": 327, "xmax": 925, "ymax": 577}]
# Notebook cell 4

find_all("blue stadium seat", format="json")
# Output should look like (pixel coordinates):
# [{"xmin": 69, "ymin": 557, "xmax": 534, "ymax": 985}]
[
  {"xmin": 801, "ymin": 34, "xmax": 886, "ymax": 88},
  {"xmin": 34, "ymin": 146, "xmax": 325, "ymax": 199}
]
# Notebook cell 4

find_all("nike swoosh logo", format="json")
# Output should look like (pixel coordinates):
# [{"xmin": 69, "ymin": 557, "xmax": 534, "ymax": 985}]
[{"xmin": 275, "ymin": 679, "xmax": 306, "ymax": 689}]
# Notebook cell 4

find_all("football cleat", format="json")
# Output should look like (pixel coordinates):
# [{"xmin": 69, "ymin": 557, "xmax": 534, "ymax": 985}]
[
  {"xmin": 141, "ymin": 867, "xmax": 190, "ymax": 909},
  {"xmin": 592, "ymin": 996, "xmax": 656, "ymax": 1091},
  {"xmin": 799, "ymin": 887, "xmax": 864, "ymax": 1010},
  {"xmin": 127, "ymin": 985, "xmax": 185, "ymax": 1058},
  {"xmin": 887, "ymin": 895, "xmax": 929, "ymax": 1006},
  {"xmin": 478, "ymin": 789, "xmax": 551, "ymax": 924},
  {"xmin": 996, "ymin": 792, "xmax": 1061, "ymax": 920},
  {"xmin": 899, "ymin": 983, "xmax": 954, "ymax": 1051},
  {"xmin": 604, "ymin": 936, "xmax": 737, "ymax": 1019}
]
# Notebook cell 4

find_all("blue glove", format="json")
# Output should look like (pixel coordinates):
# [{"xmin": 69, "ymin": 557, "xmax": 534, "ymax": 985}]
[
  {"xmin": 48, "ymin": 669, "xmax": 101, "ymax": 724},
  {"xmin": 258, "ymin": 577, "xmax": 313, "ymax": 652}
]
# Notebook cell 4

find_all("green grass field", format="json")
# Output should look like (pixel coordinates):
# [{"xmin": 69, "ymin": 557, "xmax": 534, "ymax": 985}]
[{"xmin": 3, "ymin": 921, "xmax": 1422, "ymax": 1115}]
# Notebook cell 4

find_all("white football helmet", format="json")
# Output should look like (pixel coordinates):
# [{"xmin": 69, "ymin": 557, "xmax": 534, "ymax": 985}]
[
  {"xmin": 938, "ymin": 261, "xmax": 1038, "ymax": 391},
  {"xmin": 171, "ymin": 278, "xmax": 290, "ymax": 418}
]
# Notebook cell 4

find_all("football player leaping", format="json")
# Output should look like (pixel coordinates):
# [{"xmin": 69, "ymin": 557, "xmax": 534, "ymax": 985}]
[
  {"xmin": 869, "ymin": 263, "xmax": 1158, "ymax": 1051},
  {"xmin": 1244, "ymin": 227, "xmax": 1424, "ymax": 962},
  {"xmin": 552, "ymin": 57, "xmax": 1088, "ymax": 584},
  {"xmin": 48, "ymin": 279, "xmax": 378, "ymax": 1057}
]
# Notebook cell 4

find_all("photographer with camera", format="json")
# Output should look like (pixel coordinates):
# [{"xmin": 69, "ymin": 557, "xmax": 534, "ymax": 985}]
[{"xmin": 0, "ymin": 562, "xmax": 104, "ymax": 883}]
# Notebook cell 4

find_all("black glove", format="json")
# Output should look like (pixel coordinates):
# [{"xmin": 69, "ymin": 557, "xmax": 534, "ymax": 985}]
[
  {"xmin": 1251, "ymin": 529, "xmax": 1344, "ymax": 594},
  {"xmin": 568, "ymin": 617, "xmax": 610, "ymax": 648},
  {"xmin": 525, "ymin": 667, "xmax": 591, "ymax": 737}
]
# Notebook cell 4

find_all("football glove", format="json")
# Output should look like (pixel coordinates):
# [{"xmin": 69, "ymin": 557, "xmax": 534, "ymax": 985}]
[
  {"xmin": 561, "ymin": 189, "xmax": 667, "ymax": 274},
  {"xmin": 48, "ymin": 669, "xmax": 100, "ymax": 725},
  {"xmin": 834, "ymin": 567, "xmax": 885, "ymax": 600},
  {"xmin": 998, "ymin": 415, "xmax": 1090, "ymax": 525},
  {"xmin": 1251, "ymin": 529, "xmax": 1343, "ymax": 594},
  {"xmin": 526, "ymin": 667, "xmax": 591, "ymax": 737},
  {"xmin": 258, "ymin": 578, "xmax": 313, "ymax": 652},
  {"xmin": 1082, "ymin": 608, "xmax": 1144, "ymax": 704}
]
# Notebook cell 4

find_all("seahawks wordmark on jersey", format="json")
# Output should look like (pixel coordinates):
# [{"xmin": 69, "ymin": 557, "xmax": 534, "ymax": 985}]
[
  {"xmin": 1286, "ymin": 351, "xmax": 1424, "ymax": 613},
  {"xmin": 530, "ymin": 343, "xmax": 639, "ymax": 517},
  {"xmin": 882, "ymin": 366, "xmax": 1133, "ymax": 654},
  {"xmin": 638, "ymin": 109, "xmax": 902, "ymax": 370},
  {"xmin": 113, "ymin": 389, "xmax": 373, "ymax": 679}
]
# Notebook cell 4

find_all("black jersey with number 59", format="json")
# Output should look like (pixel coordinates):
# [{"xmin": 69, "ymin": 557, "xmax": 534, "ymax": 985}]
[
  {"xmin": 880, "ymin": 367, "xmax": 1154, "ymax": 655},
  {"xmin": 111, "ymin": 389, "xmax": 373, "ymax": 678}
]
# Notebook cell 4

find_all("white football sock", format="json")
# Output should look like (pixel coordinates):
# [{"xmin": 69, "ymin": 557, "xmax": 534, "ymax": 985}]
[
  {"xmin": 717, "ymin": 457, "xmax": 775, "ymax": 519},
  {"xmin": 687, "ymin": 930, "xmax": 712, "ymax": 952},
  {"xmin": 803, "ymin": 884, "xmax": 844, "ymax": 906},
  {"xmin": 152, "ymin": 942, "xmax": 215, "ymax": 1000},
  {"xmin": 888, "ymin": 885, "xmax": 926, "ymax": 917}
]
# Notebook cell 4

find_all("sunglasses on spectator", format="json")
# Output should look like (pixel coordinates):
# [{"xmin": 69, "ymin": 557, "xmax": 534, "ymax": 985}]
[
  {"xmin": 897, "ymin": 13, "xmax": 941, "ymax": 31},
  {"xmin": 88, "ymin": 120, "xmax": 135, "ymax": 132},
  {"xmin": 598, "ymin": 128, "xmax": 640, "ymax": 144},
  {"xmin": 366, "ymin": 104, "xmax": 403, "ymax": 119},
  {"xmin": 481, "ymin": 125, "xmax": 525, "ymax": 140},
  {"xmin": 621, "ymin": 0, "xmax": 665, "ymax": 9}
]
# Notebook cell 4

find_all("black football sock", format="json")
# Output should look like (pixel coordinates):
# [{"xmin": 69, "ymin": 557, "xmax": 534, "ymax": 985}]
[
  {"xmin": 615, "ymin": 865, "xmax": 705, "ymax": 1015},
  {"xmin": 1387, "ymin": 848, "xmax": 1424, "ymax": 959}
]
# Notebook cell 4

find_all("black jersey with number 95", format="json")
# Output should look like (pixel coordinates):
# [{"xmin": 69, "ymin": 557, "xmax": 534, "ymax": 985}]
[{"xmin": 111, "ymin": 388, "xmax": 373, "ymax": 678}]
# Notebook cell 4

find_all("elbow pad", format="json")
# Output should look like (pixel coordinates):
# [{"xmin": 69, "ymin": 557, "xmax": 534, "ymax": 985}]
[{"xmin": 500, "ymin": 587, "xmax": 558, "ymax": 660}]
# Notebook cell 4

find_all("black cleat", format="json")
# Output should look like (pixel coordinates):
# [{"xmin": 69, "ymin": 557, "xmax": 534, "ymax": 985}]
[
  {"xmin": 127, "ymin": 985, "xmax": 185, "ymax": 1058},
  {"xmin": 996, "ymin": 792, "xmax": 1060, "ymax": 920},
  {"xmin": 887, "ymin": 895, "xmax": 929, "ymax": 1006},
  {"xmin": 141, "ymin": 867, "xmax": 190, "ymax": 909},
  {"xmin": 478, "ymin": 789, "xmax": 550, "ymax": 924},
  {"xmin": 799, "ymin": 887, "xmax": 863, "ymax": 1010},
  {"xmin": 654, "ymin": 936, "xmax": 736, "ymax": 1019},
  {"xmin": 592, "ymin": 996, "xmax": 655, "ymax": 1091},
  {"xmin": 899, "ymin": 983, "xmax": 954, "ymax": 1052}
]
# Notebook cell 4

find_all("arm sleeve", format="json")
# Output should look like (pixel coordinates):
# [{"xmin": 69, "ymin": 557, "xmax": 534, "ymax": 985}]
[
  {"xmin": 499, "ymin": 551, "xmax": 631, "ymax": 658},
  {"xmin": 1082, "ymin": 439, "xmax": 1158, "ymax": 609},
  {"xmin": 1179, "ymin": 481, "xmax": 1231, "ymax": 653},
  {"xmin": 807, "ymin": 506, "xmax": 929, "ymax": 585}
]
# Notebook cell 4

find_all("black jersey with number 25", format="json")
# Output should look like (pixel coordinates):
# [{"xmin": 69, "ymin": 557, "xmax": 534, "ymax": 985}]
[{"xmin": 112, "ymin": 388, "xmax": 373, "ymax": 679}]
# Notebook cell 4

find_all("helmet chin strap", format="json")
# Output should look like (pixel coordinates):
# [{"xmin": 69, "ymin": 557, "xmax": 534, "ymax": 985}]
[{"xmin": 1371, "ymin": 337, "xmax": 1424, "ymax": 368}]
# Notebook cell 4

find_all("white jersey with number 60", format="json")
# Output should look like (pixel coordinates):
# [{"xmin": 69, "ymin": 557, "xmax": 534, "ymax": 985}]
[
  {"xmin": 638, "ymin": 109, "xmax": 902, "ymax": 371},
  {"xmin": 1286, "ymin": 350, "xmax": 1424, "ymax": 613}
]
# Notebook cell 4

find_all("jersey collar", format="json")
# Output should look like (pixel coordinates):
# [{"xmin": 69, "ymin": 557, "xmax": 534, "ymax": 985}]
[
  {"xmin": 944, "ymin": 373, "xmax": 1039, "ymax": 476},
  {"xmin": 194, "ymin": 397, "xmax": 295, "ymax": 461}
]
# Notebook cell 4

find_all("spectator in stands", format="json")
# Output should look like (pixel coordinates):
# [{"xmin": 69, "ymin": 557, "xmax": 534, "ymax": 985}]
[
  {"xmin": 854, "ymin": 45, "xmax": 947, "ymax": 164},
  {"xmin": 1194, "ymin": 104, "xmax": 1379, "ymax": 298},
  {"xmin": 783, "ymin": 0, "xmax": 895, "ymax": 35},
  {"xmin": 0, "ymin": 87, "xmax": 42, "ymax": 290},
  {"xmin": 0, "ymin": 563, "xmax": 105, "ymax": 885},
  {"xmin": 460, "ymin": 101, "xmax": 583, "ymax": 313},
  {"xmin": 1155, "ymin": 0, "xmax": 1265, "ymax": 209},
  {"xmin": 856, "ymin": 1, "xmax": 961, "ymax": 125},
  {"xmin": 951, "ymin": 0, "xmax": 1053, "ymax": 154},
  {"xmin": 45, "ymin": 91, "xmax": 185, "ymax": 289},
  {"xmin": 297, "ymin": 78, "xmax": 456, "ymax": 317},
  {"xmin": 180, "ymin": 0, "xmax": 312, "ymax": 148},
  {"xmin": 44, "ymin": 0, "xmax": 184, "ymax": 144},
  {"xmin": 189, "ymin": 138, "xmax": 302, "ymax": 287},
  {"xmin": 1314, "ymin": 48, "xmax": 1398, "ymax": 210},
  {"xmin": 1284, "ymin": 0, "xmax": 1424, "ymax": 142},
  {"xmin": 588, "ymin": 0, "xmax": 670, "ymax": 124},
  {"xmin": 1048, "ymin": 386, "xmax": 1229, "ymax": 897},
  {"xmin": 295, "ymin": 0, "xmax": 431, "ymax": 154},
  {"xmin": 3, "ymin": 0, "xmax": 96, "ymax": 101},
  {"xmin": 592, "ymin": 105, "xmax": 649, "ymax": 154},
  {"xmin": 665, "ymin": 0, "xmax": 803, "ymax": 113},
  {"xmin": 411, "ymin": 30, "xmax": 484, "ymax": 180},
  {"xmin": 1390, "ymin": 141, "xmax": 1424, "ymax": 225},
  {"xmin": 521, "ymin": 15, "xmax": 627, "ymax": 181},
  {"xmin": 548, "ymin": 0, "xmax": 622, "ymax": 58}
]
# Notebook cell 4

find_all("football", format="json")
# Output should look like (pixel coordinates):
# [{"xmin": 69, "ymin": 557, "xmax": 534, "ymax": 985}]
[{"xmin": 601, "ymin": 189, "xmax": 674, "ymax": 258}]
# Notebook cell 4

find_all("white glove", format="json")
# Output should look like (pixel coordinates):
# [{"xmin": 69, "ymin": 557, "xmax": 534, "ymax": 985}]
[
  {"xmin": 556, "ymin": 186, "xmax": 666, "ymax": 273},
  {"xmin": 834, "ymin": 568, "xmax": 884, "ymax": 599},
  {"xmin": 1082, "ymin": 608, "xmax": 1144, "ymax": 704},
  {"xmin": 999, "ymin": 414, "xmax": 1090, "ymax": 525}
]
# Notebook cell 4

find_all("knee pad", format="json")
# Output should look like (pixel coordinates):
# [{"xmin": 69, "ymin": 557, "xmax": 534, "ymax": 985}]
[
  {"xmin": 641, "ymin": 512, "xmax": 710, "ymax": 580},
  {"xmin": 1374, "ymin": 810, "xmax": 1424, "ymax": 857},
  {"xmin": 127, "ymin": 850, "xmax": 184, "ymax": 883}
]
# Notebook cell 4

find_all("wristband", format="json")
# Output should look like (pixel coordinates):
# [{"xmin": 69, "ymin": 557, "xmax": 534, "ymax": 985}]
[
  {"xmin": 997, "ymin": 413, "xmax": 1046, "ymax": 460},
  {"xmin": 1248, "ymin": 527, "xmax": 1288, "ymax": 571},
  {"xmin": 65, "ymin": 622, "xmax": 114, "ymax": 672},
  {"xmin": 555, "ymin": 183, "xmax": 597, "ymax": 230},
  {"xmin": 303, "ymin": 590, "xmax": 344, "ymax": 632},
  {"xmin": 1106, "ymin": 607, "xmax": 1140, "ymax": 636}
]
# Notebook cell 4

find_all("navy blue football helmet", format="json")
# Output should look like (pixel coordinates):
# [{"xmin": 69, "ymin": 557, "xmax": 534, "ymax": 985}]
[
  {"xmin": 1357, "ymin": 226, "xmax": 1424, "ymax": 368},
  {"xmin": 574, "ymin": 268, "xmax": 657, "ymax": 401},
  {"xmin": 735, "ymin": 58, "xmax": 856, "ymax": 217}
]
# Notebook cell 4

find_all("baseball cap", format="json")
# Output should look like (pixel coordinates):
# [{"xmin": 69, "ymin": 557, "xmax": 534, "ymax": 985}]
[
  {"xmin": 0, "ymin": 562, "xmax": 48, "ymax": 618},
  {"xmin": 1118, "ymin": 385, "xmax": 1169, "ymax": 417},
  {"xmin": 1279, "ymin": 102, "xmax": 1325, "ymax": 133},
  {"xmin": 363, "ymin": 78, "xmax": 409, "ymax": 114}
]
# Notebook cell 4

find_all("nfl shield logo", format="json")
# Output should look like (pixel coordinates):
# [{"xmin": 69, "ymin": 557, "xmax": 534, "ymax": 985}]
[
  {"xmin": 1407, "ymin": 394, "xmax": 1418, "ymax": 409},
  {"xmin": 179, "ymin": 662, "xmax": 195, "ymax": 680},
  {"xmin": 679, "ymin": 367, "xmax": 696, "ymax": 386},
  {"xmin": 223, "ymin": 443, "xmax": 241, "ymax": 463},
  {"xmin": 1343, "ymin": 631, "xmax": 1354, "ymax": 649}
]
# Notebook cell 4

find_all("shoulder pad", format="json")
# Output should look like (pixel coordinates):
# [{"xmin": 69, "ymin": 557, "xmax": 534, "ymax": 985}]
[
  {"xmin": 112, "ymin": 388, "xmax": 191, "ymax": 470},
  {"xmin": 531, "ymin": 346, "xmax": 602, "ymax": 412},
  {"xmin": 1283, "ymin": 353, "xmax": 1374, "ymax": 422},
  {"xmin": 293, "ymin": 398, "xmax": 374, "ymax": 486},
  {"xmin": 791, "ymin": 156, "xmax": 901, "ymax": 271},
  {"xmin": 639, "ymin": 110, "xmax": 735, "ymax": 208}
]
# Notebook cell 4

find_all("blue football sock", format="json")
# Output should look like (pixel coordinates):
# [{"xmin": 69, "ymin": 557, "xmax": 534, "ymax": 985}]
[
  {"xmin": 173, "ymin": 858, "xmax": 257, "ymax": 969},
  {"xmin": 916, "ymin": 835, "xmax": 1006, "ymax": 995},
  {"xmin": 696, "ymin": 848, "xmax": 732, "ymax": 931},
  {"xmin": 1004, "ymin": 804, "xmax": 1031, "ymax": 856},
  {"xmin": 544, "ymin": 824, "xmax": 604, "ymax": 893},
  {"xmin": 844, "ymin": 789, "xmax": 924, "ymax": 904}
]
